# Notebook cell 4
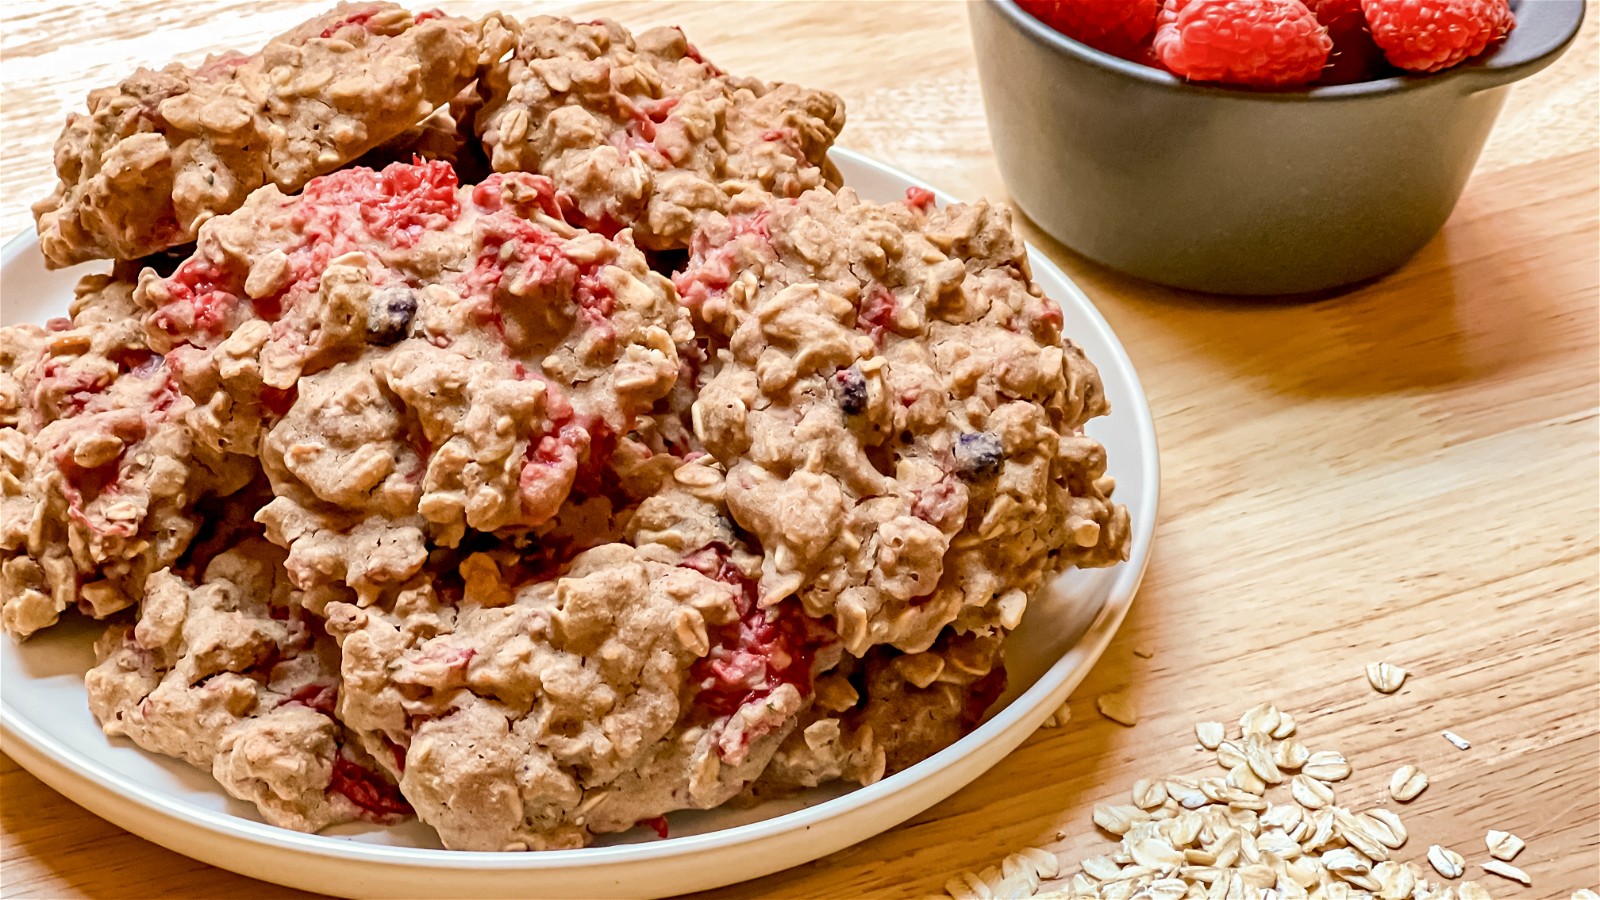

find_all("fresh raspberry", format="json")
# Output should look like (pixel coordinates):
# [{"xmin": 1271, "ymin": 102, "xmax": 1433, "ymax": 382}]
[
  {"xmin": 1305, "ymin": 0, "xmax": 1389, "ymax": 83},
  {"xmin": 1153, "ymin": 0, "xmax": 1334, "ymax": 87},
  {"xmin": 1017, "ymin": 0, "xmax": 1160, "ymax": 57},
  {"xmin": 1361, "ymin": 0, "xmax": 1514, "ymax": 72}
]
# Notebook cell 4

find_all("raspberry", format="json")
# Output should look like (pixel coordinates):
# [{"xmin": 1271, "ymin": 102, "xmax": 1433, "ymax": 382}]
[
  {"xmin": 1153, "ymin": 0, "xmax": 1334, "ymax": 87},
  {"xmin": 1361, "ymin": 0, "xmax": 1515, "ymax": 73},
  {"xmin": 1017, "ymin": 0, "xmax": 1160, "ymax": 57},
  {"xmin": 1305, "ymin": 0, "xmax": 1389, "ymax": 84}
]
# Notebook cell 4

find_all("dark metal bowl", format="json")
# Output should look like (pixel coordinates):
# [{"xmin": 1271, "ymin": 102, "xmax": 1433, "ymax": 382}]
[{"xmin": 970, "ymin": 0, "xmax": 1585, "ymax": 295}]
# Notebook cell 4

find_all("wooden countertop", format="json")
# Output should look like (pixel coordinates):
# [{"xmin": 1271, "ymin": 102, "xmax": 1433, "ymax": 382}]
[{"xmin": 2, "ymin": 1, "xmax": 1596, "ymax": 897}]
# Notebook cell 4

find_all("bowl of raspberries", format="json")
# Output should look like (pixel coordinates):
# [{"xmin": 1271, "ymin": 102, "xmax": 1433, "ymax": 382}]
[{"xmin": 970, "ymin": 0, "xmax": 1585, "ymax": 295}]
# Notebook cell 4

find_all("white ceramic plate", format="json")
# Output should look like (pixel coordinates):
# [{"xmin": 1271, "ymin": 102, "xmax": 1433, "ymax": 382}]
[{"xmin": 0, "ymin": 148, "xmax": 1158, "ymax": 899}]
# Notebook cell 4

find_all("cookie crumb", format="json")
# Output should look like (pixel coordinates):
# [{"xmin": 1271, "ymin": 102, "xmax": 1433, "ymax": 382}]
[{"xmin": 1095, "ymin": 691, "xmax": 1138, "ymax": 726}]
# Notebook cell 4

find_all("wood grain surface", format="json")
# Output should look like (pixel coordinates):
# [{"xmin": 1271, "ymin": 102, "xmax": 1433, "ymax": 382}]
[{"xmin": 2, "ymin": 2, "xmax": 1596, "ymax": 898}]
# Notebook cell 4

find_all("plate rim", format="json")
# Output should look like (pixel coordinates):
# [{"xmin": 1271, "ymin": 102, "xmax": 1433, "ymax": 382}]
[{"xmin": 0, "ymin": 145, "xmax": 1159, "ymax": 884}]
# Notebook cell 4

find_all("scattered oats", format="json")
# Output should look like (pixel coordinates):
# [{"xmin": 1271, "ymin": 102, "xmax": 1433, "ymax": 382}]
[
  {"xmin": 1484, "ymin": 829, "xmax": 1524, "ymax": 861},
  {"xmin": 1290, "ymin": 774, "xmax": 1335, "ymax": 809},
  {"xmin": 1097, "ymin": 691, "xmax": 1139, "ymax": 726},
  {"xmin": 1427, "ymin": 845, "xmax": 1465, "ymax": 879},
  {"xmin": 1130, "ymin": 837, "xmax": 1185, "ymax": 869},
  {"xmin": 1371, "ymin": 860, "xmax": 1417, "ymax": 900},
  {"xmin": 1094, "ymin": 803, "xmax": 1149, "ymax": 836},
  {"xmin": 1301, "ymin": 750, "xmax": 1352, "ymax": 782},
  {"xmin": 1261, "ymin": 804, "xmax": 1303, "ymax": 832},
  {"xmin": 1480, "ymin": 859, "xmax": 1531, "ymax": 886},
  {"xmin": 1226, "ymin": 762, "xmax": 1267, "ymax": 795},
  {"xmin": 1244, "ymin": 735, "xmax": 1284, "ymax": 784},
  {"xmin": 1236, "ymin": 862, "xmax": 1277, "ymax": 889},
  {"xmin": 1025, "ymin": 847, "xmax": 1062, "ymax": 880},
  {"xmin": 1273, "ymin": 737, "xmax": 1310, "ymax": 771},
  {"xmin": 1321, "ymin": 881, "xmax": 1353, "ymax": 900},
  {"xmin": 946, "ymin": 871, "xmax": 992, "ymax": 900},
  {"xmin": 1224, "ymin": 806, "xmax": 1260, "ymax": 835},
  {"xmin": 1101, "ymin": 881, "xmax": 1136, "ymax": 900},
  {"xmin": 1301, "ymin": 808, "xmax": 1337, "ymax": 852},
  {"xmin": 1271, "ymin": 712, "xmax": 1297, "ymax": 740},
  {"xmin": 1362, "ymin": 809, "xmax": 1408, "ymax": 849},
  {"xmin": 1214, "ymin": 740, "xmax": 1246, "ymax": 770},
  {"xmin": 1222, "ymin": 755, "xmax": 1260, "ymax": 791},
  {"xmin": 1332, "ymin": 807, "xmax": 1390, "ymax": 861},
  {"xmin": 937, "ymin": 702, "xmax": 1524, "ymax": 900},
  {"xmin": 1322, "ymin": 847, "xmax": 1373, "ymax": 876},
  {"xmin": 992, "ymin": 853, "xmax": 1045, "ymax": 897},
  {"xmin": 1571, "ymin": 890, "xmax": 1600, "ymax": 900},
  {"xmin": 1103, "ymin": 880, "xmax": 1138, "ymax": 900},
  {"xmin": 1441, "ymin": 730, "xmax": 1471, "ymax": 751},
  {"xmin": 1239, "ymin": 702, "xmax": 1281, "ymax": 737},
  {"xmin": 1042, "ymin": 700, "xmax": 1073, "ymax": 728},
  {"xmin": 1168, "ymin": 779, "xmax": 1209, "ymax": 810},
  {"xmin": 1133, "ymin": 646, "xmax": 1155, "ymax": 659},
  {"xmin": 1132, "ymin": 779, "xmax": 1168, "ymax": 810},
  {"xmin": 1284, "ymin": 856, "xmax": 1321, "ymax": 890},
  {"xmin": 1082, "ymin": 855, "xmax": 1123, "ymax": 881},
  {"xmin": 1143, "ymin": 877, "xmax": 1187, "ymax": 899},
  {"xmin": 1343, "ymin": 870, "xmax": 1385, "ymax": 893},
  {"xmin": 1226, "ymin": 787, "xmax": 1268, "ymax": 812},
  {"xmin": 1161, "ymin": 811, "xmax": 1201, "ymax": 847},
  {"xmin": 1389, "ymin": 765, "xmax": 1429, "ymax": 802},
  {"xmin": 1257, "ymin": 829, "xmax": 1301, "ymax": 859},
  {"xmin": 1364, "ymin": 662, "xmax": 1408, "ymax": 694}
]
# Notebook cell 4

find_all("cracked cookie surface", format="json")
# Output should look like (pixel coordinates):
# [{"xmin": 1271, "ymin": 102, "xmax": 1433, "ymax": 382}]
[
  {"xmin": 1, "ymin": 270, "xmax": 245, "ymax": 638},
  {"xmin": 675, "ymin": 187, "xmax": 1129, "ymax": 656},
  {"xmin": 84, "ymin": 540, "xmax": 409, "ymax": 831},
  {"xmin": 479, "ymin": 16, "xmax": 844, "ymax": 251},
  {"xmin": 127, "ymin": 160, "xmax": 686, "ymax": 604},
  {"xmin": 325, "ymin": 460, "xmax": 835, "ymax": 849},
  {"xmin": 33, "ymin": 2, "xmax": 497, "ymax": 268}
]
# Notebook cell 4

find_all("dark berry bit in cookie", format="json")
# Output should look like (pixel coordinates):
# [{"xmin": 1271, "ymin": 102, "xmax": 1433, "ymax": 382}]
[
  {"xmin": 954, "ymin": 432, "xmax": 1004, "ymax": 478},
  {"xmin": 366, "ymin": 287, "xmax": 418, "ymax": 345},
  {"xmin": 835, "ymin": 366, "xmax": 867, "ymax": 414}
]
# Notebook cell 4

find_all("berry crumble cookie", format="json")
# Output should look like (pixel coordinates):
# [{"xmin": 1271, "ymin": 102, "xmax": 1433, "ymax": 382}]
[{"xmin": 2, "ymin": 2, "xmax": 1130, "ymax": 851}]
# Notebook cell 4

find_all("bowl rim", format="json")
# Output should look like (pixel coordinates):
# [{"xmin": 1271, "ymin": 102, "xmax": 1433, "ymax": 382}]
[{"xmin": 986, "ymin": 0, "xmax": 1581, "ymax": 101}]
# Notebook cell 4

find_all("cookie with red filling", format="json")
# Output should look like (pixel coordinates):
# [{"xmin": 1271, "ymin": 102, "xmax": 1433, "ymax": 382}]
[
  {"xmin": 33, "ymin": 2, "xmax": 505, "ymax": 268},
  {"xmin": 676, "ymin": 187, "xmax": 1128, "ymax": 659},
  {"xmin": 84, "ymin": 539, "xmax": 408, "ymax": 831},
  {"xmin": 322, "ymin": 459, "xmax": 837, "ymax": 849},
  {"xmin": 478, "ymin": 16, "xmax": 844, "ymax": 251},
  {"xmin": 0, "ymin": 270, "xmax": 246, "ymax": 638},
  {"xmin": 129, "ymin": 160, "xmax": 687, "ymax": 603}
]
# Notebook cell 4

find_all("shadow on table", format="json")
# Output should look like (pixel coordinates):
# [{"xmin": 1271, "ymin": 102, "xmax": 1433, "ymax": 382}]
[
  {"xmin": 1020, "ymin": 184, "xmax": 1573, "ymax": 401},
  {"xmin": 0, "ymin": 759, "xmax": 327, "ymax": 900}
]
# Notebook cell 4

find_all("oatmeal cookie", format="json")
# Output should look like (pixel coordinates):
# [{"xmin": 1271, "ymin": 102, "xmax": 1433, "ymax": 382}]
[
  {"xmin": 323, "ymin": 460, "xmax": 835, "ymax": 849},
  {"xmin": 478, "ymin": 17, "xmax": 844, "ymax": 251},
  {"xmin": 32, "ymin": 2, "xmax": 503, "ymax": 268},
  {"xmin": 84, "ymin": 540, "xmax": 409, "ymax": 831},
  {"xmin": 747, "ymin": 626, "xmax": 1008, "ymax": 798},
  {"xmin": 675, "ymin": 187, "xmax": 1129, "ymax": 656},
  {"xmin": 0, "ymin": 270, "xmax": 245, "ymax": 638},
  {"xmin": 131, "ymin": 159, "xmax": 687, "ymax": 598}
]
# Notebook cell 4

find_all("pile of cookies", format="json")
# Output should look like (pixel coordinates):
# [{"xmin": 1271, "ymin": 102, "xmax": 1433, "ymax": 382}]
[{"xmin": 0, "ymin": 2, "xmax": 1128, "ymax": 850}]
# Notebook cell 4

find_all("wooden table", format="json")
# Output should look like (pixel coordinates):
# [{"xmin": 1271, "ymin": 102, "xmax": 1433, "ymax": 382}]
[{"xmin": 2, "ymin": 1, "xmax": 1596, "ymax": 897}]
